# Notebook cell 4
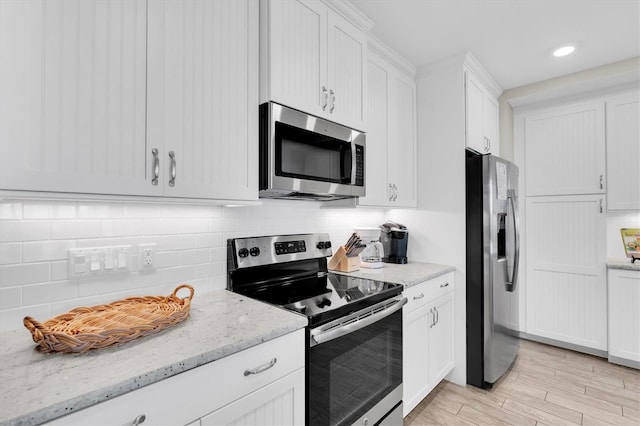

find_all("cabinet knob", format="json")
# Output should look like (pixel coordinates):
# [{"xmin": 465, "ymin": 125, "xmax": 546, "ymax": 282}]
[{"xmin": 132, "ymin": 414, "xmax": 146, "ymax": 426}]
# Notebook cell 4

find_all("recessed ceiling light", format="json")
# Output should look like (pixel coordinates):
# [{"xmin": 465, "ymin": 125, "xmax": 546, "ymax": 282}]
[{"xmin": 553, "ymin": 45, "xmax": 576, "ymax": 57}]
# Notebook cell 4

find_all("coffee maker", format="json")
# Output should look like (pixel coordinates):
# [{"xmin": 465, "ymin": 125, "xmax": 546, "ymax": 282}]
[
  {"xmin": 354, "ymin": 227, "xmax": 384, "ymax": 269},
  {"xmin": 380, "ymin": 221, "xmax": 409, "ymax": 264}
]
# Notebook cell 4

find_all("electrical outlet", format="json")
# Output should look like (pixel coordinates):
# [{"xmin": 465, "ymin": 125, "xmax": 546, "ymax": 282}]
[{"xmin": 139, "ymin": 243, "xmax": 156, "ymax": 270}]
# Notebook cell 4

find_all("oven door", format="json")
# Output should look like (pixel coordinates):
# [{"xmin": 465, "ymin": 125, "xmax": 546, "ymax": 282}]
[{"xmin": 308, "ymin": 296, "xmax": 406, "ymax": 426}]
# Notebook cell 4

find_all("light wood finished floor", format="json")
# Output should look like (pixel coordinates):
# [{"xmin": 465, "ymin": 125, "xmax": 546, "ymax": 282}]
[{"xmin": 405, "ymin": 339, "xmax": 640, "ymax": 425}]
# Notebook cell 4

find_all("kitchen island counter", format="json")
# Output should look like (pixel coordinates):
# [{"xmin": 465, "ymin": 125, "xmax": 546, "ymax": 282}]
[
  {"xmin": 0, "ymin": 289, "xmax": 307, "ymax": 426},
  {"xmin": 333, "ymin": 261, "xmax": 455, "ymax": 288}
]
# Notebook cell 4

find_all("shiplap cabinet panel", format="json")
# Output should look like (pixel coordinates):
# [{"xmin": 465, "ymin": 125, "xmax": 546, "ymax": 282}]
[
  {"xmin": 465, "ymin": 70, "xmax": 499, "ymax": 156},
  {"xmin": 525, "ymin": 102, "xmax": 606, "ymax": 196},
  {"xmin": 358, "ymin": 47, "xmax": 416, "ymax": 208},
  {"xmin": 605, "ymin": 92, "xmax": 640, "ymax": 211},
  {"xmin": 0, "ymin": 0, "xmax": 154, "ymax": 195},
  {"xmin": 525, "ymin": 195, "xmax": 607, "ymax": 350},
  {"xmin": 261, "ymin": 0, "xmax": 366, "ymax": 130},
  {"xmin": 146, "ymin": 0, "xmax": 258, "ymax": 201},
  {"xmin": 608, "ymin": 269, "xmax": 640, "ymax": 367}
]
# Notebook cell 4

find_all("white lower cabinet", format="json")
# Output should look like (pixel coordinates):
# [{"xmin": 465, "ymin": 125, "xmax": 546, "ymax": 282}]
[
  {"xmin": 608, "ymin": 269, "xmax": 640, "ymax": 368},
  {"xmin": 45, "ymin": 330, "xmax": 305, "ymax": 426},
  {"xmin": 402, "ymin": 272, "xmax": 455, "ymax": 417}
]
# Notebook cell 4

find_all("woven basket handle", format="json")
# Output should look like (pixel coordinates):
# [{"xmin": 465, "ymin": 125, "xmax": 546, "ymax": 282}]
[
  {"xmin": 172, "ymin": 284, "xmax": 195, "ymax": 301},
  {"xmin": 23, "ymin": 316, "xmax": 48, "ymax": 342}
]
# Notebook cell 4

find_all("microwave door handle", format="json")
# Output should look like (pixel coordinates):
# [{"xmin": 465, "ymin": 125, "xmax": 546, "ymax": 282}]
[
  {"xmin": 310, "ymin": 297, "xmax": 407, "ymax": 346},
  {"xmin": 506, "ymin": 189, "xmax": 520, "ymax": 292}
]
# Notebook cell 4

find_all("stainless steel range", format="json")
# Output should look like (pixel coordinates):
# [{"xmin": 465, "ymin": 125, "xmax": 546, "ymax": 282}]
[{"xmin": 227, "ymin": 233, "xmax": 406, "ymax": 426}]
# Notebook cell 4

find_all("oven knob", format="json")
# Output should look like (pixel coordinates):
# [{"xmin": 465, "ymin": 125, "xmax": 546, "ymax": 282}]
[
  {"xmin": 238, "ymin": 248, "xmax": 249, "ymax": 258},
  {"xmin": 324, "ymin": 241, "xmax": 332, "ymax": 249},
  {"xmin": 249, "ymin": 247, "xmax": 260, "ymax": 257},
  {"xmin": 316, "ymin": 242, "xmax": 325, "ymax": 249}
]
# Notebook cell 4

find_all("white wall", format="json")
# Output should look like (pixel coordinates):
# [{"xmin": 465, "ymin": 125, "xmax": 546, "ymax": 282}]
[{"xmin": 0, "ymin": 198, "xmax": 385, "ymax": 331}]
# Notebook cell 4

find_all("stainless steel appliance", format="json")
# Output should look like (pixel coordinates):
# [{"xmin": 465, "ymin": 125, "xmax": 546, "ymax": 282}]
[
  {"xmin": 465, "ymin": 150, "xmax": 520, "ymax": 388},
  {"xmin": 380, "ymin": 221, "xmax": 409, "ymax": 264},
  {"xmin": 227, "ymin": 233, "xmax": 405, "ymax": 425},
  {"xmin": 259, "ymin": 102, "xmax": 365, "ymax": 201}
]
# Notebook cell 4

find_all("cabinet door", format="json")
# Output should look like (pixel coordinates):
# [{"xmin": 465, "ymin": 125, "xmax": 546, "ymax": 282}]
[
  {"xmin": 389, "ymin": 71, "xmax": 417, "ymax": 207},
  {"xmin": 465, "ymin": 71, "xmax": 488, "ymax": 154},
  {"xmin": 266, "ymin": 0, "xmax": 327, "ymax": 118},
  {"xmin": 0, "ymin": 0, "xmax": 154, "ymax": 196},
  {"xmin": 428, "ymin": 292, "xmax": 454, "ymax": 385},
  {"xmin": 200, "ymin": 368, "xmax": 305, "ymax": 426},
  {"xmin": 147, "ymin": 0, "xmax": 258, "ymax": 201},
  {"xmin": 606, "ymin": 92, "xmax": 639, "ymax": 211},
  {"xmin": 358, "ymin": 50, "xmax": 391, "ymax": 207},
  {"xmin": 525, "ymin": 102, "xmax": 606, "ymax": 196},
  {"xmin": 608, "ymin": 270, "xmax": 640, "ymax": 365},
  {"xmin": 402, "ymin": 304, "xmax": 430, "ymax": 416},
  {"xmin": 525, "ymin": 195, "xmax": 607, "ymax": 350},
  {"xmin": 326, "ymin": 10, "xmax": 366, "ymax": 130},
  {"xmin": 484, "ymin": 94, "xmax": 499, "ymax": 157}
]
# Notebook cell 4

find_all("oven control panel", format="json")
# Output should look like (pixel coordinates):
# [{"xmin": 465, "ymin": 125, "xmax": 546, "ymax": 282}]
[{"xmin": 228, "ymin": 233, "xmax": 333, "ymax": 269}]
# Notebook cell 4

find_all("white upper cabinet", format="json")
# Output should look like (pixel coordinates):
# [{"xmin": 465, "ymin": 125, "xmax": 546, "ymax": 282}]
[
  {"xmin": 147, "ymin": 0, "xmax": 258, "ymax": 201},
  {"xmin": 261, "ymin": 0, "xmax": 369, "ymax": 131},
  {"xmin": 605, "ymin": 91, "xmax": 639, "ymax": 211},
  {"xmin": 0, "ymin": 0, "xmax": 258, "ymax": 202},
  {"xmin": 357, "ymin": 40, "xmax": 416, "ymax": 208},
  {"xmin": 465, "ymin": 68, "xmax": 500, "ymax": 156},
  {"xmin": 525, "ymin": 101, "xmax": 606, "ymax": 196},
  {"xmin": 0, "ymin": 0, "xmax": 153, "ymax": 196}
]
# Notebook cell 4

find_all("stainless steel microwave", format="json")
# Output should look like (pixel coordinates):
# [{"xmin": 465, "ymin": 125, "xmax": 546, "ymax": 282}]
[{"xmin": 259, "ymin": 102, "xmax": 365, "ymax": 201}]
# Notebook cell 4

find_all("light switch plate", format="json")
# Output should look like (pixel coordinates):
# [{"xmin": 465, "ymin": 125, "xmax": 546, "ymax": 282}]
[{"xmin": 68, "ymin": 245, "xmax": 131, "ymax": 278}]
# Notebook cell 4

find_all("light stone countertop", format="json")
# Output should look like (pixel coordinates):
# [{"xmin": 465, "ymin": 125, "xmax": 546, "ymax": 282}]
[
  {"xmin": 0, "ymin": 289, "xmax": 307, "ymax": 426},
  {"xmin": 607, "ymin": 258, "xmax": 640, "ymax": 272},
  {"xmin": 332, "ymin": 261, "xmax": 456, "ymax": 288}
]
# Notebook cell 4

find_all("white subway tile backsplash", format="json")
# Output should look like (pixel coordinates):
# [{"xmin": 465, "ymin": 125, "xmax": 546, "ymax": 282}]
[
  {"xmin": 180, "ymin": 248, "xmax": 210, "ymax": 265},
  {"xmin": 0, "ymin": 202, "xmax": 23, "ymax": 219},
  {"xmin": 22, "ymin": 280, "xmax": 77, "ymax": 305},
  {"xmin": 0, "ymin": 243, "xmax": 21, "ymax": 265},
  {"xmin": 0, "ymin": 198, "xmax": 386, "ymax": 331},
  {"xmin": 0, "ymin": 263, "xmax": 50, "ymax": 287},
  {"xmin": 0, "ymin": 287, "xmax": 21, "ymax": 310},
  {"xmin": 51, "ymin": 220, "xmax": 102, "ymax": 239},
  {"xmin": 0, "ymin": 221, "xmax": 50, "ymax": 242},
  {"xmin": 22, "ymin": 240, "xmax": 76, "ymax": 262}
]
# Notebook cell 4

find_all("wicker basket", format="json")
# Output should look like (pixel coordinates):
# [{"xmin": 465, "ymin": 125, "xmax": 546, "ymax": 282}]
[{"xmin": 23, "ymin": 284, "xmax": 195, "ymax": 353}]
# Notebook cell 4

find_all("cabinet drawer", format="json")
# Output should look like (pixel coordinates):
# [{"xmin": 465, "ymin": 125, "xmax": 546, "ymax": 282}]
[
  {"xmin": 46, "ymin": 329, "xmax": 305, "ymax": 425},
  {"xmin": 403, "ymin": 272, "xmax": 455, "ymax": 312}
]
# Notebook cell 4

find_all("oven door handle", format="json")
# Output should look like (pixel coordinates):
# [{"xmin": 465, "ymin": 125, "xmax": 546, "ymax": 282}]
[{"xmin": 309, "ymin": 296, "xmax": 407, "ymax": 347}]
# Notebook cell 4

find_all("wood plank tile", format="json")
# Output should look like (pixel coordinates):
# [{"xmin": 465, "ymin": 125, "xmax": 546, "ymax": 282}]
[
  {"xmin": 407, "ymin": 406, "xmax": 477, "ymax": 426},
  {"xmin": 545, "ymin": 392, "xmax": 638, "ymax": 425},
  {"xmin": 545, "ymin": 388, "xmax": 623, "ymax": 415},
  {"xmin": 555, "ymin": 367, "xmax": 625, "ymax": 389},
  {"xmin": 456, "ymin": 405, "xmax": 512, "ymax": 426},
  {"xmin": 516, "ymin": 372, "xmax": 586, "ymax": 396},
  {"xmin": 441, "ymin": 381, "xmax": 507, "ymax": 408},
  {"xmin": 622, "ymin": 405, "xmax": 640, "ymax": 421},
  {"xmin": 501, "ymin": 399, "xmax": 581, "ymax": 426},
  {"xmin": 593, "ymin": 364, "xmax": 640, "ymax": 385},
  {"xmin": 503, "ymin": 392, "xmax": 582, "ymax": 424},
  {"xmin": 493, "ymin": 379, "xmax": 548, "ymax": 401},
  {"xmin": 585, "ymin": 385, "xmax": 640, "ymax": 411},
  {"xmin": 581, "ymin": 414, "xmax": 615, "ymax": 425}
]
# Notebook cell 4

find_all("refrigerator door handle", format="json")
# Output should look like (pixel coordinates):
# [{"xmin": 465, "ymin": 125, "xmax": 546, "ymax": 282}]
[{"xmin": 506, "ymin": 189, "xmax": 520, "ymax": 292}]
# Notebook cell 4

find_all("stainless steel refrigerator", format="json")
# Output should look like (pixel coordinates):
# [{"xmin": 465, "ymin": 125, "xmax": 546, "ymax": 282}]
[{"xmin": 466, "ymin": 150, "xmax": 520, "ymax": 388}]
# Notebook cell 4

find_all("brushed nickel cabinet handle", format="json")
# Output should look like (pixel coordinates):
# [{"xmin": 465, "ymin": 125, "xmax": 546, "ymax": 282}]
[
  {"xmin": 244, "ymin": 358, "xmax": 277, "ymax": 376},
  {"xmin": 151, "ymin": 149, "xmax": 159, "ymax": 186},
  {"xmin": 169, "ymin": 151, "xmax": 176, "ymax": 187},
  {"xmin": 413, "ymin": 293, "xmax": 424, "ymax": 300},
  {"xmin": 329, "ymin": 89, "xmax": 336, "ymax": 113},
  {"xmin": 388, "ymin": 183, "xmax": 393, "ymax": 201},
  {"xmin": 440, "ymin": 282, "xmax": 449, "ymax": 288},
  {"xmin": 599, "ymin": 174, "xmax": 604, "ymax": 190},
  {"xmin": 599, "ymin": 198, "xmax": 603, "ymax": 213},
  {"xmin": 322, "ymin": 86, "xmax": 328, "ymax": 111},
  {"xmin": 132, "ymin": 414, "xmax": 146, "ymax": 425}
]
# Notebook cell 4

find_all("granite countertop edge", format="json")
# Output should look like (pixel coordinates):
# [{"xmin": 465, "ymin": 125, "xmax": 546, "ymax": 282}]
[
  {"xmin": 331, "ymin": 261, "xmax": 456, "ymax": 288},
  {"xmin": 0, "ymin": 290, "xmax": 307, "ymax": 426},
  {"xmin": 607, "ymin": 259, "xmax": 640, "ymax": 271}
]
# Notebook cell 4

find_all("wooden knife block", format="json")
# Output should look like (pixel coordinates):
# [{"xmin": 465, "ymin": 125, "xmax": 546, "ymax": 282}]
[{"xmin": 328, "ymin": 246, "xmax": 361, "ymax": 272}]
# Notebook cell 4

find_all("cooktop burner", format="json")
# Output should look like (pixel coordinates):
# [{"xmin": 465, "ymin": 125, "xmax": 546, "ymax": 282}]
[{"xmin": 226, "ymin": 233, "xmax": 403, "ymax": 326}]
